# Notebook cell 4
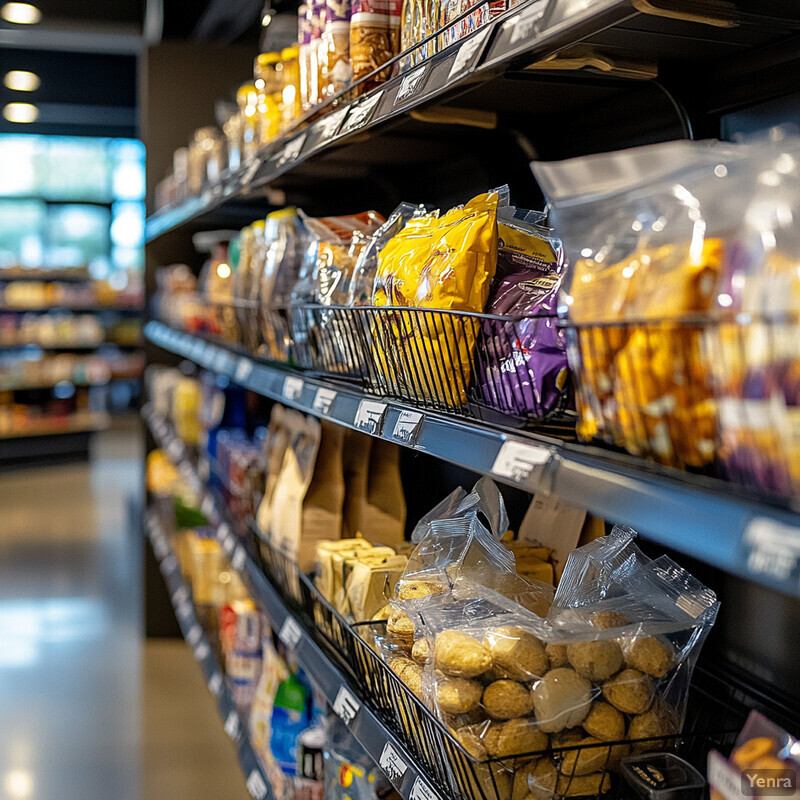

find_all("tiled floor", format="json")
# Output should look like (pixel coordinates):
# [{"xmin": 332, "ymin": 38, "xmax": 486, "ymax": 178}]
[{"xmin": 0, "ymin": 418, "xmax": 248, "ymax": 800}]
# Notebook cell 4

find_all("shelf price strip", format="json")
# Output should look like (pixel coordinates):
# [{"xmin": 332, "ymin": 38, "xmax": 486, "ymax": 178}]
[
  {"xmin": 395, "ymin": 65, "xmax": 427, "ymax": 105},
  {"xmin": 391, "ymin": 410, "xmax": 424, "ymax": 446},
  {"xmin": 246, "ymin": 770, "xmax": 269, "ymax": 800},
  {"xmin": 379, "ymin": 743, "xmax": 409, "ymax": 783},
  {"xmin": 333, "ymin": 685, "xmax": 361, "ymax": 725},
  {"xmin": 278, "ymin": 616, "xmax": 303, "ymax": 649},
  {"xmin": 491, "ymin": 440, "xmax": 550, "ymax": 484},
  {"xmin": 312, "ymin": 387, "xmax": 337, "ymax": 414},
  {"xmin": 354, "ymin": 400, "xmax": 388, "ymax": 435},
  {"xmin": 448, "ymin": 25, "xmax": 491, "ymax": 80}
]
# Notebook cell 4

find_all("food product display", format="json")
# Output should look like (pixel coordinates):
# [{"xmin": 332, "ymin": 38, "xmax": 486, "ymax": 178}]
[{"xmin": 350, "ymin": 0, "xmax": 402, "ymax": 94}]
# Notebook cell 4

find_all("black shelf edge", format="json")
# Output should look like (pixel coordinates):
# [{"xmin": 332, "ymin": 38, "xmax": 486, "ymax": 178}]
[
  {"xmin": 144, "ymin": 511, "xmax": 274, "ymax": 800},
  {"xmin": 145, "ymin": 408, "xmax": 452, "ymax": 800},
  {"xmin": 145, "ymin": 320, "xmax": 800, "ymax": 599}
]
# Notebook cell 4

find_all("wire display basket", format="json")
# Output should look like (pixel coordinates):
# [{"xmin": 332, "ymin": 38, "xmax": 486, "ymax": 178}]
[
  {"xmin": 289, "ymin": 304, "xmax": 575, "ymax": 427},
  {"xmin": 247, "ymin": 531, "xmax": 757, "ymax": 800}
]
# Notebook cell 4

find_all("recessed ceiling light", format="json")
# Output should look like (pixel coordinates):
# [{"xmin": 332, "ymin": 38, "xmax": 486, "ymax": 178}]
[
  {"xmin": 4, "ymin": 71, "xmax": 40, "ymax": 92},
  {"xmin": 3, "ymin": 102, "xmax": 39, "ymax": 123},
  {"xmin": 1, "ymin": 2, "xmax": 41, "ymax": 24}
]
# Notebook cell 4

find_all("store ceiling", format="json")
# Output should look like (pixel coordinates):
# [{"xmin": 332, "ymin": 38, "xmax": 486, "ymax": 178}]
[{"xmin": 0, "ymin": 0, "xmax": 272, "ymax": 137}]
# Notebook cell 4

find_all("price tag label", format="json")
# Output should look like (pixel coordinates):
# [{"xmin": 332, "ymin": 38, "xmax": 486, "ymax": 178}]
[
  {"xmin": 448, "ymin": 25, "xmax": 491, "ymax": 80},
  {"xmin": 340, "ymin": 91, "xmax": 384, "ymax": 136},
  {"xmin": 224, "ymin": 710, "xmax": 240, "ymax": 739},
  {"xmin": 222, "ymin": 533, "xmax": 236, "ymax": 556},
  {"xmin": 491, "ymin": 440, "xmax": 550, "ymax": 483},
  {"xmin": 410, "ymin": 777, "xmax": 443, "ymax": 800},
  {"xmin": 283, "ymin": 376, "xmax": 304, "ymax": 402},
  {"xmin": 278, "ymin": 616, "xmax": 303, "ymax": 649},
  {"xmin": 241, "ymin": 157, "xmax": 262, "ymax": 187},
  {"xmin": 151, "ymin": 534, "xmax": 169, "ymax": 560},
  {"xmin": 333, "ymin": 686, "xmax": 361, "ymax": 724},
  {"xmin": 177, "ymin": 600, "xmax": 192, "ymax": 620},
  {"xmin": 354, "ymin": 400, "xmax": 388, "ymax": 435},
  {"xmin": 201, "ymin": 496, "xmax": 214, "ymax": 518},
  {"xmin": 395, "ymin": 65, "xmax": 427, "ymax": 105},
  {"xmin": 218, "ymin": 522, "xmax": 231, "ymax": 542},
  {"xmin": 208, "ymin": 672, "xmax": 223, "ymax": 697},
  {"xmin": 232, "ymin": 546, "xmax": 246, "ymax": 572},
  {"xmin": 508, "ymin": 1, "xmax": 542, "ymax": 45},
  {"xmin": 312, "ymin": 387, "xmax": 337, "ymax": 415},
  {"xmin": 316, "ymin": 106, "xmax": 349, "ymax": 144},
  {"xmin": 161, "ymin": 553, "xmax": 178, "ymax": 574},
  {"xmin": 194, "ymin": 641, "xmax": 210, "ymax": 661},
  {"xmin": 275, "ymin": 132, "xmax": 307, "ymax": 169},
  {"xmin": 235, "ymin": 358, "xmax": 253, "ymax": 384},
  {"xmin": 379, "ymin": 743, "xmax": 408, "ymax": 782},
  {"xmin": 166, "ymin": 439, "xmax": 181, "ymax": 461},
  {"xmin": 743, "ymin": 517, "xmax": 800, "ymax": 582},
  {"xmin": 391, "ymin": 410, "xmax": 424, "ymax": 445},
  {"xmin": 246, "ymin": 770, "xmax": 269, "ymax": 800},
  {"xmin": 187, "ymin": 625, "xmax": 202, "ymax": 647}
]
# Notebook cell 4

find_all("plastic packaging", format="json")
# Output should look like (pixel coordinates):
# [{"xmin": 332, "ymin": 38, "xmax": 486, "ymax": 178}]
[
  {"xmin": 254, "ymin": 52, "xmax": 284, "ymax": 147},
  {"xmin": 478, "ymin": 207, "xmax": 573, "ymax": 418},
  {"xmin": 281, "ymin": 46, "xmax": 303, "ymax": 130},
  {"xmin": 236, "ymin": 82, "xmax": 260, "ymax": 160},
  {"xmin": 622, "ymin": 753, "xmax": 705, "ymax": 800},
  {"xmin": 534, "ymin": 140, "xmax": 748, "ymax": 468},
  {"xmin": 320, "ymin": 0, "xmax": 352, "ymax": 99},
  {"xmin": 350, "ymin": 0, "xmax": 402, "ymax": 94}
]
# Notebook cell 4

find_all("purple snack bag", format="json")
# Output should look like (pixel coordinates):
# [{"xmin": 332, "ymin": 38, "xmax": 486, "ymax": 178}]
[{"xmin": 478, "ymin": 214, "xmax": 573, "ymax": 418}]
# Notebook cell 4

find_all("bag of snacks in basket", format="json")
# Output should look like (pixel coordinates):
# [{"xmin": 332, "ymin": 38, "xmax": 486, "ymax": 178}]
[
  {"xmin": 478, "ymin": 206, "xmax": 573, "ymax": 420},
  {"xmin": 534, "ymin": 140, "xmax": 751, "ymax": 469},
  {"xmin": 372, "ymin": 188, "xmax": 504, "ymax": 407}
]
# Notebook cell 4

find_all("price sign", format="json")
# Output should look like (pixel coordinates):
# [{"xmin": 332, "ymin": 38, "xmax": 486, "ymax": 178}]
[
  {"xmin": 333, "ymin": 686, "xmax": 361, "ymax": 724},
  {"xmin": 391, "ymin": 410, "xmax": 424, "ymax": 445},
  {"xmin": 161, "ymin": 553, "xmax": 178, "ymax": 575},
  {"xmin": 354, "ymin": 400, "xmax": 388, "ymax": 435},
  {"xmin": 448, "ymin": 25, "xmax": 491, "ymax": 80},
  {"xmin": 278, "ymin": 616, "xmax": 303, "ymax": 649},
  {"xmin": 283, "ymin": 376, "xmax": 304, "ymax": 402},
  {"xmin": 312, "ymin": 387, "xmax": 337, "ymax": 415},
  {"xmin": 246, "ymin": 770, "xmax": 269, "ymax": 800},
  {"xmin": 491, "ymin": 440, "xmax": 550, "ymax": 483},
  {"xmin": 340, "ymin": 91, "xmax": 384, "ymax": 136},
  {"xmin": 166, "ymin": 439, "xmax": 182, "ymax": 461},
  {"xmin": 187, "ymin": 625, "xmax": 202, "ymax": 647},
  {"xmin": 275, "ymin": 132, "xmax": 307, "ymax": 169},
  {"xmin": 208, "ymin": 672, "xmax": 223, "ymax": 697},
  {"xmin": 379, "ymin": 743, "xmax": 408, "ymax": 782},
  {"xmin": 743, "ymin": 517, "xmax": 800, "ymax": 583},
  {"xmin": 316, "ymin": 106, "xmax": 349, "ymax": 145},
  {"xmin": 235, "ymin": 358, "xmax": 253, "ymax": 384},
  {"xmin": 177, "ymin": 600, "xmax": 192, "ymax": 620},
  {"xmin": 194, "ymin": 641, "xmax": 210, "ymax": 661},
  {"xmin": 508, "ymin": 2, "xmax": 542, "ymax": 45},
  {"xmin": 410, "ymin": 777, "xmax": 443, "ymax": 800},
  {"xmin": 224, "ymin": 710, "xmax": 240, "ymax": 739},
  {"xmin": 222, "ymin": 533, "xmax": 236, "ymax": 556},
  {"xmin": 395, "ymin": 65, "xmax": 427, "ymax": 105},
  {"xmin": 232, "ymin": 546, "xmax": 246, "ymax": 572},
  {"xmin": 241, "ymin": 157, "xmax": 262, "ymax": 187},
  {"xmin": 201, "ymin": 496, "xmax": 214, "ymax": 518}
]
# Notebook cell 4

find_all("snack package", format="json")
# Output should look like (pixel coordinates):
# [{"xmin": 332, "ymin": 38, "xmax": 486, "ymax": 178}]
[
  {"xmin": 350, "ymin": 0, "xmax": 402, "ymax": 95},
  {"xmin": 478, "ymin": 207, "xmax": 573, "ymax": 419},
  {"xmin": 534, "ymin": 140, "xmax": 750, "ymax": 468},
  {"xmin": 234, "ymin": 219, "xmax": 267, "ymax": 353},
  {"xmin": 362, "ymin": 439, "xmax": 406, "ymax": 547},
  {"xmin": 372, "ymin": 189, "xmax": 502, "ymax": 407},
  {"xmin": 708, "ymin": 710, "xmax": 800, "ymax": 800},
  {"xmin": 342, "ymin": 429, "xmax": 372, "ymax": 539},
  {"xmin": 705, "ymin": 135, "xmax": 800, "ymax": 496},
  {"xmin": 320, "ymin": 0, "xmax": 352, "ymax": 99}
]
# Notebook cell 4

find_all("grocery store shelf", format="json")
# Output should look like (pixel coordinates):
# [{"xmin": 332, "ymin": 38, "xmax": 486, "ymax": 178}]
[
  {"xmin": 145, "ymin": 408, "xmax": 455, "ymax": 800},
  {"xmin": 146, "ymin": 320, "xmax": 800, "ymax": 599},
  {"xmin": 0, "ymin": 378, "xmax": 109, "ymax": 391},
  {"xmin": 0, "ymin": 411, "xmax": 111, "ymax": 439},
  {"xmin": 145, "ymin": 0, "xmax": 800, "ymax": 241},
  {"xmin": 0, "ymin": 305, "xmax": 142, "ymax": 313},
  {"xmin": 144, "ymin": 513, "xmax": 273, "ymax": 800},
  {"xmin": 0, "ymin": 341, "xmax": 140, "ymax": 351}
]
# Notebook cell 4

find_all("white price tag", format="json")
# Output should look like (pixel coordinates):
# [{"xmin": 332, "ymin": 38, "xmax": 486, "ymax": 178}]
[
  {"xmin": 379, "ymin": 743, "xmax": 408, "ymax": 782},
  {"xmin": 316, "ymin": 106, "xmax": 349, "ymax": 144},
  {"xmin": 194, "ymin": 641, "xmax": 210, "ymax": 661},
  {"xmin": 448, "ymin": 26, "xmax": 491, "ymax": 80},
  {"xmin": 224, "ymin": 710, "xmax": 240, "ymax": 739},
  {"xmin": 354, "ymin": 400, "xmax": 388, "ymax": 435},
  {"xmin": 201, "ymin": 496, "xmax": 214, "ymax": 517},
  {"xmin": 232, "ymin": 546, "xmax": 246, "ymax": 572},
  {"xmin": 218, "ymin": 522, "xmax": 230, "ymax": 541},
  {"xmin": 391, "ymin": 410, "xmax": 424, "ymax": 445},
  {"xmin": 333, "ymin": 686, "xmax": 361, "ymax": 724},
  {"xmin": 241, "ymin": 157, "xmax": 262, "ymax": 186},
  {"xmin": 410, "ymin": 777, "xmax": 443, "ymax": 800},
  {"xmin": 340, "ymin": 91, "xmax": 384, "ymax": 135},
  {"xmin": 246, "ymin": 770, "xmax": 269, "ymax": 800},
  {"xmin": 278, "ymin": 616, "xmax": 303, "ymax": 649},
  {"xmin": 395, "ymin": 65, "xmax": 427, "ymax": 104},
  {"xmin": 151, "ymin": 534, "xmax": 169, "ymax": 560},
  {"xmin": 222, "ymin": 534, "xmax": 236, "ymax": 556},
  {"xmin": 161, "ymin": 553, "xmax": 178, "ymax": 574},
  {"xmin": 187, "ymin": 625, "xmax": 202, "ymax": 646},
  {"xmin": 178, "ymin": 600, "xmax": 192, "ymax": 620},
  {"xmin": 743, "ymin": 517, "xmax": 800, "ymax": 582},
  {"xmin": 312, "ymin": 387, "xmax": 337, "ymax": 415},
  {"xmin": 275, "ymin": 132, "xmax": 307, "ymax": 168},
  {"xmin": 166, "ymin": 439, "xmax": 181, "ymax": 460},
  {"xmin": 208, "ymin": 672, "xmax": 223, "ymax": 697},
  {"xmin": 283, "ymin": 376, "xmax": 304, "ymax": 402},
  {"xmin": 508, "ymin": 1, "xmax": 543, "ymax": 45},
  {"xmin": 235, "ymin": 358, "xmax": 253, "ymax": 384},
  {"xmin": 491, "ymin": 440, "xmax": 550, "ymax": 483}
]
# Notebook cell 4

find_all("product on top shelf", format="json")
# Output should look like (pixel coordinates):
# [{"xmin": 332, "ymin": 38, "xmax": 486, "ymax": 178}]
[
  {"xmin": 308, "ymin": 0, "xmax": 325, "ymax": 107},
  {"xmin": 320, "ymin": 0, "xmax": 352, "ymax": 99},
  {"xmin": 254, "ymin": 53, "xmax": 284, "ymax": 148},
  {"xmin": 236, "ymin": 82, "xmax": 260, "ymax": 160},
  {"xmin": 298, "ymin": 5, "xmax": 313, "ymax": 112},
  {"xmin": 534, "ymin": 140, "xmax": 746, "ymax": 469},
  {"xmin": 280, "ymin": 46, "xmax": 303, "ymax": 130},
  {"xmin": 350, "ymin": 0, "xmax": 402, "ymax": 94}
]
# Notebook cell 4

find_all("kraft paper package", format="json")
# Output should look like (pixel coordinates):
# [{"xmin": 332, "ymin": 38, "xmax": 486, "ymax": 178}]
[
  {"xmin": 362, "ymin": 438, "xmax": 406, "ymax": 547},
  {"xmin": 341, "ymin": 429, "xmax": 372, "ymax": 540}
]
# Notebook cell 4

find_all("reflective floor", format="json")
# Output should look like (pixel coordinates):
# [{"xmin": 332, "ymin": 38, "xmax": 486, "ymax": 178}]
[{"xmin": 0, "ymin": 418, "xmax": 248, "ymax": 800}]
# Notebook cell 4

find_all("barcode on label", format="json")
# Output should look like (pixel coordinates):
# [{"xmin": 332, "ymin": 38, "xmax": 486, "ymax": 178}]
[
  {"xmin": 235, "ymin": 359, "xmax": 253, "ymax": 383},
  {"xmin": 283, "ymin": 376, "xmax": 304, "ymax": 401},
  {"xmin": 333, "ymin": 685, "xmax": 361, "ymax": 724},
  {"xmin": 224, "ymin": 710, "xmax": 240, "ymax": 739},
  {"xmin": 379, "ymin": 743, "xmax": 408, "ymax": 782},
  {"xmin": 278, "ymin": 616, "xmax": 303, "ymax": 649},
  {"xmin": 312, "ymin": 387, "xmax": 337, "ymax": 414},
  {"xmin": 392, "ymin": 410, "xmax": 424, "ymax": 445},
  {"xmin": 232, "ymin": 546, "xmax": 246, "ymax": 572},
  {"xmin": 247, "ymin": 770, "xmax": 269, "ymax": 800},
  {"xmin": 354, "ymin": 400, "xmax": 388, "ymax": 435},
  {"xmin": 410, "ymin": 777, "xmax": 442, "ymax": 800},
  {"xmin": 491, "ymin": 440, "xmax": 550, "ymax": 483}
]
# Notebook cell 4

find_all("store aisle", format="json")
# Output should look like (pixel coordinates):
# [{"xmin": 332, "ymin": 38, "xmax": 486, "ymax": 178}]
[{"xmin": 0, "ymin": 419, "xmax": 247, "ymax": 800}]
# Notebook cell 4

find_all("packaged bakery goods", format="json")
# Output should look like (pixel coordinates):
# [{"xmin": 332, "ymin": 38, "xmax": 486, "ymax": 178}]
[
  {"xmin": 350, "ymin": 0, "xmax": 401, "ymax": 94},
  {"xmin": 534, "ymin": 140, "xmax": 753, "ymax": 468},
  {"xmin": 372, "ymin": 189, "xmax": 502, "ymax": 407},
  {"xmin": 478, "ymin": 207, "xmax": 573, "ymax": 419}
]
